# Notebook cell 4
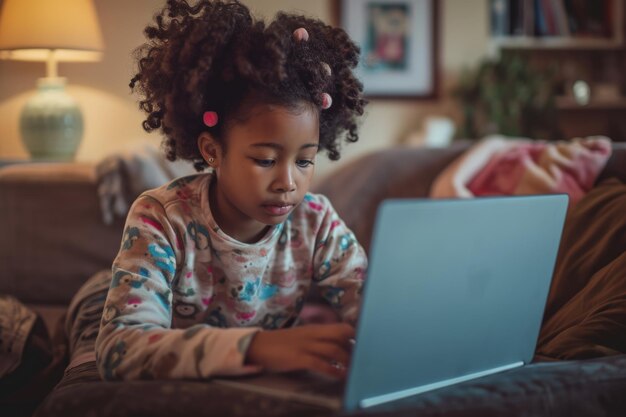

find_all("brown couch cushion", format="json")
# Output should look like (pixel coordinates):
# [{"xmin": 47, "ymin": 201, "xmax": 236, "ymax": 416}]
[
  {"xmin": 538, "ymin": 178, "xmax": 626, "ymax": 359},
  {"xmin": 0, "ymin": 163, "xmax": 125, "ymax": 305},
  {"xmin": 313, "ymin": 143, "xmax": 470, "ymax": 253}
]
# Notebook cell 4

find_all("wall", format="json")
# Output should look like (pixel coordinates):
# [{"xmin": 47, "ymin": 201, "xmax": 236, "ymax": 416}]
[{"xmin": 0, "ymin": 0, "xmax": 489, "ymax": 179}]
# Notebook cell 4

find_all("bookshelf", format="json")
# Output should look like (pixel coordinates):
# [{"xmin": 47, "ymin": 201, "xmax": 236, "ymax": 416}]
[
  {"xmin": 555, "ymin": 96, "xmax": 626, "ymax": 110},
  {"xmin": 490, "ymin": 0, "xmax": 624, "ymax": 49},
  {"xmin": 492, "ymin": 36, "xmax": 622, "ymax": 50},
  {"xmin": 488, "ymin": 0, "xmax": 626, "ymax": 140}
]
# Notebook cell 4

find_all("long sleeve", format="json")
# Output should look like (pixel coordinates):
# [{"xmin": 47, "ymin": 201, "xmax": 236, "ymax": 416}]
[
  {"xmin": 311, "ymin": 195, "xmax": 367, "ymax": 324},
  {"xmin": 95, "ymin": 195, "xmax": 260, "ymax": 380}
]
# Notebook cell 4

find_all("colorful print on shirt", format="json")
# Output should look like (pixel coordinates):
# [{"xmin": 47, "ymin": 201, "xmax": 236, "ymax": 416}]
[{"xmin": 96, "ymin": 173, "xmax": 367, "ymax": 380}]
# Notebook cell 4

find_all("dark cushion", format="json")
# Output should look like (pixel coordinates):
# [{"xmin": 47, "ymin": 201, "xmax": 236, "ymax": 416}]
[
  {"xmin": 538, "ymin": 178, "xmax": 626, "ymax": 359},
  {"xmin": 0, "ymin": 306, "xmax": 66, "ymax": 417}
]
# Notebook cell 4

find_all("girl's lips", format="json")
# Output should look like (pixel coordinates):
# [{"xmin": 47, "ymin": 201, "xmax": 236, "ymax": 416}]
[{"xmin": 262, "ymin": 204, "xmax": 293, "ymax": 216}]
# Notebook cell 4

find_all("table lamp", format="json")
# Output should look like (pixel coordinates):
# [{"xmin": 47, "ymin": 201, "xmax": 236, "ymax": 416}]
[{"xmin": 0, "ymin": 0, "xmax": 104, "ymax": 161}]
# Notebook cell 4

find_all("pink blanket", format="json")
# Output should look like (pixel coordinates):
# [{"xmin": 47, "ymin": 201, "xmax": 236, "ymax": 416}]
[{"xmin": 430, "ymin": 136, "xmax": 612, "ymax": 206}]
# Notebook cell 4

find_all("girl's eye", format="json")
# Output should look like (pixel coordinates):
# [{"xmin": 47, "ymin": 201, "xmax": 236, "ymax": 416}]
[
  {"xmin": 253, "ymin": 159, "xmax": 275, "ymax": 167},
  {"xmin": 296, "ymin": 159, "xmax": 314, "ymax": 168}
]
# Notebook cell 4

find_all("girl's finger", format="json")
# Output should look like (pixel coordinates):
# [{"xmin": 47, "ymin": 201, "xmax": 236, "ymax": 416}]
[
  {"xmin": 302, "ymin": 354, "xmax": 348, "ymax": 380},
  {"xmin": 311, "ymin": 323, "xmax": 356, "ymax": 344},
  {"xmin": 304, "ymin": 341, "xmax": 350, "ymax": 366}
]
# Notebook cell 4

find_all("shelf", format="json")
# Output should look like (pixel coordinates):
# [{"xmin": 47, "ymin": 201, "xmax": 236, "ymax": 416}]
[
  {"xmin": 489, "ymin": 0, "xmax": 624, "ymax": 50},
  {"xmin": 491, "ymin": 36, "xmax": 623, "ymax": 50},
  {"xmin": 555, "ymin": 96, "xmax": 626, "ymax": 110}
]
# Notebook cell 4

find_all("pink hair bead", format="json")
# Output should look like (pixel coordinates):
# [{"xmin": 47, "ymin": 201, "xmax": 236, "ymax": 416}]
[
  {"xmin": 293, "ymin": 27, "xmax": 309, "ymax": 42},
  {"xmin": 203, "ymin": 111, "xmax": 218, "ymax": 127},
  {"xmin": 321, "ymin": 93, "xmax": 332, "ymax": 110}
]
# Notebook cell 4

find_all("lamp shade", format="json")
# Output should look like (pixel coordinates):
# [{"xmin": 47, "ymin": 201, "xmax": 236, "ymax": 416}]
[
  {"xmin": 0, "ymin": 0, "xmax": 104, "ymax": 161},
  {"xmin": 0, "ymin": 0, "xmax": 104, "ymax": 62}
]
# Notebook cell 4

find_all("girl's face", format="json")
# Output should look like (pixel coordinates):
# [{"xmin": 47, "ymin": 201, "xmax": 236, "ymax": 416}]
[{"xmin": 199, "ymin": 103, "xmax": 319, "ymax": 243}]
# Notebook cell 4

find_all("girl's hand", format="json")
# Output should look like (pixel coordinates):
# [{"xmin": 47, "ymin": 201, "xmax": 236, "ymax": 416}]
[{"xmin": 245, "ymin": 323, "xmax": 355, "ymax": 379}]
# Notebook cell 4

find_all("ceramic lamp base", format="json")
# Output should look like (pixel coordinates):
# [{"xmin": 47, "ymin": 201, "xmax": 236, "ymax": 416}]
[{"xmin": 20, "ymin": 77, "xmax": 84, "ymax": 161}]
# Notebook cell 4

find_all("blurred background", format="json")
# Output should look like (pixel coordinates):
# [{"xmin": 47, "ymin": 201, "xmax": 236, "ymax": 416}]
[{"xmin": 0, "ymin": 0, "xmax": 623, "ymax": 179}]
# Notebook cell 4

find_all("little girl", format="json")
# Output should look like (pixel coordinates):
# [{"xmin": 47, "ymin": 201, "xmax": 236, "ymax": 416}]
[{"xmin": 95, "ymin": 0, "xmax": 368, "ymax": 381}]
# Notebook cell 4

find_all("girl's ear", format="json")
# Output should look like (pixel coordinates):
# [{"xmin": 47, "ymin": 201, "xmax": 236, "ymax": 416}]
[{"xmin": 197, "ymin": 133, "xmax": 223, "ymax": 168}]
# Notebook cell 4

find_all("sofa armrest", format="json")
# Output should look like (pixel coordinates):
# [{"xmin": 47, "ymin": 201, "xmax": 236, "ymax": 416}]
[{"xmin": 0, "ymin": 163, "xmax": 124, "ymax": 304}]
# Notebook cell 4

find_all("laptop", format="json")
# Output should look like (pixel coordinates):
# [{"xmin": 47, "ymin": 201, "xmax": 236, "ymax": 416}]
[{"xmin": 214, "ymin": 195, "xmax": 569, "ymax": 412}]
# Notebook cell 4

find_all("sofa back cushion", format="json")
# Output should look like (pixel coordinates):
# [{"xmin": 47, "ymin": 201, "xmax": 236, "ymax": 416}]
[
  {"xmin": 315, "ymin": 142, "xmax": 626, "ymax": 254},
  {"xmin": 0, "ymin": 163, "xmax": 124, "ymax": 305},
  {"xmin": 313, "ymin": 142, "xmax": 469, "ymax": 253}
]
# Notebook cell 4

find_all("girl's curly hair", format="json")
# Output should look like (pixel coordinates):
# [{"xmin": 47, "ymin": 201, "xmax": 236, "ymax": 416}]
[{"xmin": 130, "ymin": 0, "xmax": 367, "ymax": 171}]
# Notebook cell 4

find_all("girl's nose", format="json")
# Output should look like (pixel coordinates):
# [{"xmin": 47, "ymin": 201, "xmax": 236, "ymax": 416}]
[{"xmin": 272, "ymin": 166, "xmax": 296, "ymax": 193}]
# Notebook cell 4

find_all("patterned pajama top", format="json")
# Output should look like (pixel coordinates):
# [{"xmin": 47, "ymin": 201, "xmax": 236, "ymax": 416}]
[{"xmin": 95, "ymin": 173, "xmax": 367, "ymax": 380}]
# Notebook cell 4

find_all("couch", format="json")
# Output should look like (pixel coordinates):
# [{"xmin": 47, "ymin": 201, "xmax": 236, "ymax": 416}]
[{"xmin": 1, "ymin": 141, "xmax": 625, "ymax": 417}]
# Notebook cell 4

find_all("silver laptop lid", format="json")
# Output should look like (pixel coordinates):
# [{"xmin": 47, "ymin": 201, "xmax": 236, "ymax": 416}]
[{"xmin": 344, "ymin": 195, "xmax": 568, "ymax": 411}]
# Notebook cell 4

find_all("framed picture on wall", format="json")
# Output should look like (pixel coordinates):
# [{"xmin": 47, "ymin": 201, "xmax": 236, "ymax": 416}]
[{"xmin": 338, "ymin": 0, "xmax": 438, "ymax": 98}]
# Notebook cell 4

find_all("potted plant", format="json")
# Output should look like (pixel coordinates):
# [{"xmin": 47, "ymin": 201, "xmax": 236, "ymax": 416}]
[{"xmin": 453, "ymin": 54, "xmax": 559, "ymax": 140}]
